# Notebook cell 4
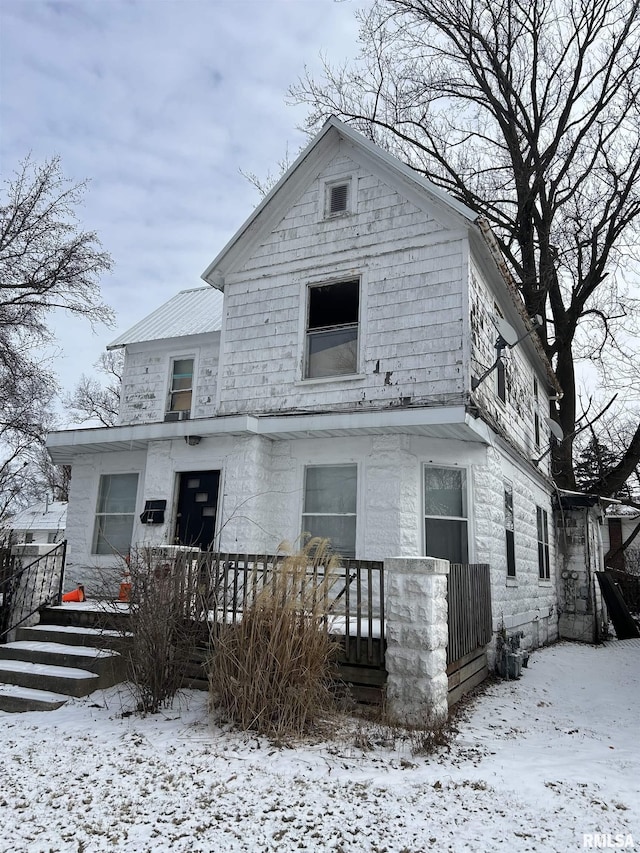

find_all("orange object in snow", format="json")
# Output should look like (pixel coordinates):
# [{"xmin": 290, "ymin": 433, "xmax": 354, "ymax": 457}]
[
  {"xmin": 62, "ymin": 585, "xmax": 85, "ymax": 603},
  {"xmin": 119, "ymin": 577, "xmax": 132, "ymax": 602}
]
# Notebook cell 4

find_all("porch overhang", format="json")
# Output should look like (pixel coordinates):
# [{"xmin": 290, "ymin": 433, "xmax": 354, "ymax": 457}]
[{"xmin": 46, "ymin": 405, "xmax": 492, "ymax": 464}]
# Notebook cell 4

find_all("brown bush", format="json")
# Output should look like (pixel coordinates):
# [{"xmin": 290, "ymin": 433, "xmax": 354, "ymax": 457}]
[{"xmin": 208, "ymin": 539, "xmax": 341, "ymax": 738}]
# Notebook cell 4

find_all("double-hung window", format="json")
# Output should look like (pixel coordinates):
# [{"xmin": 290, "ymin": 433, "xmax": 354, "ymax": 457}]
[
  {"xmin": 302, "ymin": 464, "xmax": 357, "ymax": 557},
  {"xmin": 537, "ymin": 506, "xmax": 550, "ymax": 579},
  {"xmin": 424, "ymin": 466, "xmax": 468, "ymax": 563},
  {"xmin": 168, "ymin": 358, "xmax": 194, "ymax": 414},
  {"xmin": 92, "ymin": 473, "xmax": 139, "ymax": 555},
  {"xmin": 305, "ymin": 280, "xmax": 359, "ymax": 379}
]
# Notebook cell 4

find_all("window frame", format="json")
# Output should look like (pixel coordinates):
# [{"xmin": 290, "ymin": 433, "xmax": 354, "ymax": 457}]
[
  {"xmin": 493, "ymin": 303, "xmax": 508, "ymax": 405},
  {"xmin": 92, "ymin": 472, "xmax": 139, "ymax": 556},
  {"xmin": 504, "ymin": 481, "xmax": 516, "ymax": 577},
  {"xmin": 423, "ymin": 464, "xmax": 469, "ymax": 564},
  {"xmin": 166, "ymin": 356, "xmax": 195, "ymax": 416},
  {"xmin": 533, "ymin": 376, "xmax": 541, "ymax": 448},
  {"xmin": 301, "ymin": 463, "xmax": 357, "ymax": 558},
  {"xmin": 304, "ymin": 278, "xmax": 360, "ymax": 380},
  {"xmin": 536, "ymin": 505, "xmax": 551, "ymax": 580}
]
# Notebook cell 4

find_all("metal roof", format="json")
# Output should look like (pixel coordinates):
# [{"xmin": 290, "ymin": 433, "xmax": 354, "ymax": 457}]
[{"xmin": 107, "ymin": 287, "xmax": 223, "ymax": 349}]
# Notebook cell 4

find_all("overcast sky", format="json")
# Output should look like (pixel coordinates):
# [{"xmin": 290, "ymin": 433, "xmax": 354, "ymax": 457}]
[{"xmin": 1, "ymin": 0, "xmax": 369, "ymax": 422}]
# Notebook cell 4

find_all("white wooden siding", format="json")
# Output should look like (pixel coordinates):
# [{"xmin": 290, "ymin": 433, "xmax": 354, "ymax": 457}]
[
  {"xmin": 219, "ymin": 153, "xmax": 466, "ymax": 415},
  {"xmin": 118, "ymin": 332, "xmax": 220, "ymax": 425}
]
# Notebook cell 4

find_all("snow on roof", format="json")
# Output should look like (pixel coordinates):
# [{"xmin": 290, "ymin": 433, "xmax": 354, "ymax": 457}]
[
  {"xmin": 606, "ymin": 503, "xmax": 640, "ymax": 519},
  {"xmin": 107, "ymin": 287, "xmax": 223, "ymax": 349},
  {"xmin": 10, "ymin": 501, "xmax": 67, "ymax": 532}
]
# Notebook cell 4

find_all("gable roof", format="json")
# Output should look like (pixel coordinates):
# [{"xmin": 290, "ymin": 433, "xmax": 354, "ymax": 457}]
[
  {"xmin": 201, "ymin": 116, "xmax": 477, "ymax": 288},
  {"xmin": 201, "ymin": 116, "xmax": 561, "ymax": 394},
  {"xmin": 107, "ymin": 287, "xmax": 223, "ymax": 349}
]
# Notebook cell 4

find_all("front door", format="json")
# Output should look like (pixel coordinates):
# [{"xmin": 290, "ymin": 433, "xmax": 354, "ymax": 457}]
[{"xmin": 175, "ymin": 470, "xmax": 220, "ymax": 551}]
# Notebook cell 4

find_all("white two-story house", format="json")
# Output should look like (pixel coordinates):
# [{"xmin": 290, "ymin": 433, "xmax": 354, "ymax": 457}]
[{"xmin": 47, "ymin": 118, "xmax": 562, "ymax": 649}]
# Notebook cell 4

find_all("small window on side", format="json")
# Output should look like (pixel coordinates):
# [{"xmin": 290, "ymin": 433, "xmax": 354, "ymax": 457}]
[
  {"xmin": 168, "ymin": 358, "xmax": 194, "ymax": 414},
  {"xmin": 504, "ymin": 482, "xmax": 515, "ymax": 577},
  {"xmin": 537, "ymin": 506, "xmax": 550, "ymax": 580}
]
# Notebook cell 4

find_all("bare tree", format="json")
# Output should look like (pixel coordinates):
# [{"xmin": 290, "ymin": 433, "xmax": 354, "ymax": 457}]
[
  {"xmin": 291, "ymin": 0, "xmax": 640, "ymax": 492},
  {"xmin": 0, "ymin": 156, "xmax": 113, "ymax": 522},
  {"xmin": 65, "ymin": 350, "xmax": 122, "ymax": 427}
]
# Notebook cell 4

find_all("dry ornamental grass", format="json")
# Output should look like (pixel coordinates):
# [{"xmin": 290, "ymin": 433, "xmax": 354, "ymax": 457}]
[{"xmin": 208, "ymin": 538, "xmax": 342, "ymax": 738}]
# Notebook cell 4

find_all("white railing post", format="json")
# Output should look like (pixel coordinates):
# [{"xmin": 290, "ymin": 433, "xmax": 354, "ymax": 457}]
[{"xmin": 383, "ymin": 556, "xmax": 450, "ymax": 725}]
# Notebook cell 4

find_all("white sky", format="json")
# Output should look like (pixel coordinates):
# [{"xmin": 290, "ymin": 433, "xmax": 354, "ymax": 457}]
[{"xmin": 0, "ymin": 0, "xmax": 369, "ymax": 420}]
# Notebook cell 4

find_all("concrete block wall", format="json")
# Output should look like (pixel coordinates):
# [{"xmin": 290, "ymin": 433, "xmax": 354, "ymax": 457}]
[
  {"xmin": 556, "ymin": 506, "xmax": 606, "ymax": 643},
  {"xmin": 63, "ymin": 449, "xmax": 147, "ymax": 596},
  {"xmin": 473, "ymin": 445, "xmax": 558, "ymax": 659},
  {"xmin": 62, "ymin": 431, "xmax": 559, "ymax": 655},
  {"xmin": 384, "ymin": 557, "xmax": 450, "ymax": 724}
]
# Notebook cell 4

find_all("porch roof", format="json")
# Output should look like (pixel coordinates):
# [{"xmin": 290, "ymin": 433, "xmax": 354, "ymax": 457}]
[{"xmin": 46, "ymin": 405, "xmax": 492, "ymax": 463}]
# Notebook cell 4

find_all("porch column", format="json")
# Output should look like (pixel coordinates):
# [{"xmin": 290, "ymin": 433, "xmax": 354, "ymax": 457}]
[{"xmin": 384, "ymin": 556, "xmax": 449, "ymax": 725}]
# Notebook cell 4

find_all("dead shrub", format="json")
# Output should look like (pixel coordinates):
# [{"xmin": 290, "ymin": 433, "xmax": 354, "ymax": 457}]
[
  {"xmin": 207, "ymin": 538, "xmax": 341, "ymax": 738},
  {"xmin": 125, "ymin": 546, "xmax": 205, "ymax": 714}
]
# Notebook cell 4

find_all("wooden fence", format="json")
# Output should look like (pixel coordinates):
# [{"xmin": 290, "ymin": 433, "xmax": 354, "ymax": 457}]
[
  {"xmin": 168, "ymin": 550, "xmax": 386, "ymax": 701},
  {"xmin": 446, "ymin": 563, "xmax": 493, "ymax": 705}
]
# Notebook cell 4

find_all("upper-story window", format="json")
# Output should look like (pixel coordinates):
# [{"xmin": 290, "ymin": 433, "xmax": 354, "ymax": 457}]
[
  {"xmin": 305, "ymin": 279, "xmax": 359, "ymax": 379},
  {"xmin": 533, "ymin": 377, "xmax": 541, "ymax": 448},
  {"xmin": 167, "ymin": 358, "xmax": 194, "ymax": 415},
  {"xmin": 494, "ymin": 303, "xmax": 508, "ymax": 404},
  {"xmin": 324, "ymin": 178, "xmax": 352, "ymax": 218}
]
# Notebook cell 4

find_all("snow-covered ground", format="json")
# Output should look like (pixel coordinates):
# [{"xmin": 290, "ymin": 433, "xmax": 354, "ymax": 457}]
[{"xmin": 1, "ymin": 640, "xmax": 638, "ymax": 852}]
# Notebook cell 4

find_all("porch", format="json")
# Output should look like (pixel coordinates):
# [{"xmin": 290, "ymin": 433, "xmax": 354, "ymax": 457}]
[{"xmin": 0, "ymin": 544, "xmax": 493, "ymax": 716}]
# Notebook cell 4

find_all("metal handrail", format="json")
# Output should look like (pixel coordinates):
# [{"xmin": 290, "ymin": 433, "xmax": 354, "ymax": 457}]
[{"xmin": 0, "ymin": 540, "xmax": 67, "ymax": 642}]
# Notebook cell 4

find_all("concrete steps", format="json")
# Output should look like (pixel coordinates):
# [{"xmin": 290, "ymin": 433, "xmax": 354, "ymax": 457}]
[
  {"xmin": 0, "ymin": 605, "xmax": 131, "ymax": 713},
  {"xmin": 0, "ymin": 659, "xmax": 100, "ymax": 698}
]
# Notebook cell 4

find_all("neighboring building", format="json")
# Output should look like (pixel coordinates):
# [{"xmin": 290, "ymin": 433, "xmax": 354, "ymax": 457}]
[
  {"xmin": 603, "ymin": 505, "xmax": 640, "ymax": 573},
  {"xmin": 47, "ymin": 118, "xmax": 565, "ymax": 652},
  {"xmin": 7, "ymin": 501, "xmax": 67, "ymax": 546}
]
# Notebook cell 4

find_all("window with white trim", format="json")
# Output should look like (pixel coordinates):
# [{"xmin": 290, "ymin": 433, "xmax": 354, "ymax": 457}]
[
  {"xmin": 424, "ymin": 466, "xmax": 468, "ymax": 563},
  {"xmin": 537, "ymin": 505, "xmax": 550, "ymax": 579},
  {"xmin": 305, "ymin": 279, "xmax": 359, "ymax": 379},
  {"xmin": 533, "ymin": 377, "xmax": 541, "ymax": 448},
  {"xmin": 505, "ymin": 481, "xmax": 516, "ymax": 577},
  {"xmin": 302, "ymin": 464, "xmax": 357, "ymax": 557},
  {"xmin": 167, "ymin": 358, "xmax": 194, "ymax": 414},
  {"xmin": 92, "ymin": 473, "xmax": 139, "ymax": 555}
]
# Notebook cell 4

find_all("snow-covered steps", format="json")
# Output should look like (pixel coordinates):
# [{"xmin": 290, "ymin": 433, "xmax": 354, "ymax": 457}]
[
  {"xmin": 0, "ymin": 608, "xmax": 132, "ymax": 713},
  {"xmin": 0, "ymin": 641, "xmax": 124, "ymax": 689},
  {"xmin": 0, "ymin": 682, "xmax": 69, "ymax": 713},
  {"xmin": 0, "ymin": 659, "xmax": 100, "ymax": 700},
  {"xmin": 16, "ymin": 623, "xmax": 130, "ymax": 650}
]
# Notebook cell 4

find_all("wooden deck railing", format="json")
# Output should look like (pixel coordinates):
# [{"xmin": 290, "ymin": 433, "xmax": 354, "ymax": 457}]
[{"xmin": 447, "ymin": 563, "xmax": 492, "ymax": 665}]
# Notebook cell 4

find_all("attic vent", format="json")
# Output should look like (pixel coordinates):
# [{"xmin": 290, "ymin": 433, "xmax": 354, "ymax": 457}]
[{"xmin": 330, "ymin": 183, "xmax": 348, "ymax": 213}]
